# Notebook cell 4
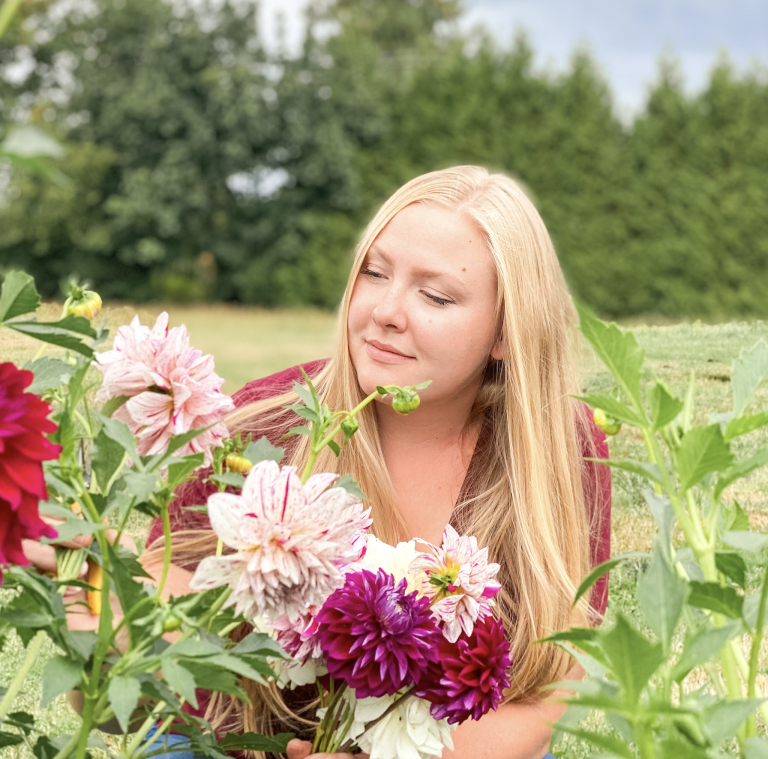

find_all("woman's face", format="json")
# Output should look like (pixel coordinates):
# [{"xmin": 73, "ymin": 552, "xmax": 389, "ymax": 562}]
[{"xmin": 348, "ymin": 203, "xmax": 502, "ymax": 408}]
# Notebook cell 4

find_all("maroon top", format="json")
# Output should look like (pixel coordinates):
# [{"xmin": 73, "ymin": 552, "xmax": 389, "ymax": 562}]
[{"xmin": 148, "ymin": 360, "xmax": 611, "ymax": 739}]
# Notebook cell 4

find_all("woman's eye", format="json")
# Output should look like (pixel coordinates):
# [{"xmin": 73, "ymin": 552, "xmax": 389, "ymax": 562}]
[
  {"xmin": 422, "ymin": 290, "xmax": 453, "ymax": 306},
  {"xmin": 360, "ymin": 268, "xmax": 385, "ymax": 280}
]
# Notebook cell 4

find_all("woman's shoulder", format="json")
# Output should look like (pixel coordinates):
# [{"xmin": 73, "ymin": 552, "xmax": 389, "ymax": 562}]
[{"xmin": 231, "ymin": 358, "xmax": 329, "ymax": 408}]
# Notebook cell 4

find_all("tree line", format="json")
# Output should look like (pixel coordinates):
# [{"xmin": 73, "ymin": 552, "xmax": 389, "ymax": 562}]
[{"xmin": 0, "ymin": 0, "xmax": 766, "ymax": 318}]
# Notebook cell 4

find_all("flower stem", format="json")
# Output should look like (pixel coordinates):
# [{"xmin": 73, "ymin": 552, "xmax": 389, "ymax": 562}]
[
  {"xmin": 0, "ymin": 629, "xmax": 47, "ymax": 719},
  {"xmin": 156, "ymin": 502, "xmax": 172, "ymax": 600}
]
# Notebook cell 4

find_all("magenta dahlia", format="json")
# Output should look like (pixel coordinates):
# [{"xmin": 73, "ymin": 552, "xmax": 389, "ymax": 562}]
[
  {"xmin": 316, "ymin": 569, "xmax": 441, "ymax": 698},
  {"xmin": 416, "ymin": 614, "xmax": 512, "ymax": 724},
  {"xmin": 0, "ymin": 363, "xmax": 60, "ymax": 579}
]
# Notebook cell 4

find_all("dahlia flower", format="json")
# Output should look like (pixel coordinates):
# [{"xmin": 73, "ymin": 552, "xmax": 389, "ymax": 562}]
[
  {"xmin": 95, "ymin": 312, "xmax": 234, "ymax": 463},
  {"xmin": 320, "ymin": 690, "xmax": 455, "ymax": 759},
  {"xmin": 416, "ymin": 614, "xmax": 511, "ymax": 724},
  {"xmin": 316, "ymin": 569, "xmax": 440, "ymax": 698},
  {"xmin": 189, "ymin": 460, "xmax": 371, "ymax": 623},
  {"xmin": 360, "ymin": 535, "xmax": 424, "ymax": 593},
  {"xmin": 409, "ymin": 524, "xmax": 501, "ymax": 642},
  {"xmin": 270, "ymin": 607, "xmax": 323, "ymax": 664},
  {"xmin": 0, "ymin": 363, "xmax": 60, "ymax": 579}
]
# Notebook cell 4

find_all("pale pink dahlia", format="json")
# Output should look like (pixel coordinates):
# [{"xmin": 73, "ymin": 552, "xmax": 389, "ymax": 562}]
[
  {"xmin": 189, "ymin": 460, "xmax": 372, "ymax": 623},
  {"xmin": 409, "ymin": 524, "xmax": 501, "ymax": 643},
  {"xmin": 95, "ymin": 312, "xmax": 233, "ymax": 463}
]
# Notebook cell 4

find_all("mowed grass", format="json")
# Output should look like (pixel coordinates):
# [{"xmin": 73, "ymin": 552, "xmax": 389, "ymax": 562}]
[{"xmin": 2, "ymin": 305, "xmax": 768, "ymax": 756}]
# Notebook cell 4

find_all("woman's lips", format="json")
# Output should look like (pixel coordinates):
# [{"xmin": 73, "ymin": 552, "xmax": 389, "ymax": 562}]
[{"xmin": 365, "ymin": 340, "xmax": 415, "ymax": 365}]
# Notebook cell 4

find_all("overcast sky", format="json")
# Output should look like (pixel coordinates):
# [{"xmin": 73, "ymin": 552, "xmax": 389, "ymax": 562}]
[{"xmin": 257, "ymin": 0, "xmax": 767, "ymax": 118}]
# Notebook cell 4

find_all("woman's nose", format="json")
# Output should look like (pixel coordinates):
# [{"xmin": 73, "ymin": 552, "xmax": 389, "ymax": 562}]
[{"xmin": 371, "ymin": 283, "xmax": 407, "ymax": 332}]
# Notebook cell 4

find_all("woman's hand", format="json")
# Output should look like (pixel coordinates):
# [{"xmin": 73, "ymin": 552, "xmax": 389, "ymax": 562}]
[{"xmin": 285, "ymin": 739, "xmax": 367, "ymax": 759}]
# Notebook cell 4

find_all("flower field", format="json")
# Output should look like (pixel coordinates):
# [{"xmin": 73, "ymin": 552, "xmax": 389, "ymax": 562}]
[{"xmin": 2, "ymin": 305, "xmax": 768, "ymax": 758}]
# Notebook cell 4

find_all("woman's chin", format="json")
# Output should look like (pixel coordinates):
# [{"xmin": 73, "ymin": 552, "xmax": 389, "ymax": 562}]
[{"xmin": 354, "ymin": 359, "xmax": 423, "ymax": 395}]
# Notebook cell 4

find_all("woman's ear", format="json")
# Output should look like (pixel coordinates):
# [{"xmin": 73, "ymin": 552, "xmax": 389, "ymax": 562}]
[{"xmin": 491, "ymin": 338, "xmax": 503, "ymax": 362}]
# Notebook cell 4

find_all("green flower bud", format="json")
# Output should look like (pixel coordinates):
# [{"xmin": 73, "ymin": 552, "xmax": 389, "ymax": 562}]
[
  {"xmin": 67, "ymin": 289, "xmax": 102, "ymax": 320},
  {"xmin": 161, "ymin": 612, "xmax": 183, "ymax": 633},
  {"xmin": 225, "ymin": 453, "xmax": 253, "ymax": 475},
  {"xmin": 392, "ymin": 389, "xmax": 420, "ymax": 415},
  {"xmin": 340, "ymin": 416, "xmax": 360, "ymax": 440},
  {"xmin": 593, "ymin": 408, "xmax": 621, "ymax": 436}
]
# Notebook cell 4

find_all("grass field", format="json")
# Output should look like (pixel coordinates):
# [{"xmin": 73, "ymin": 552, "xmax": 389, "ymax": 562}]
[{"xmin": 2, "ymin": 304, "xmax": 768, "ymax": 757}]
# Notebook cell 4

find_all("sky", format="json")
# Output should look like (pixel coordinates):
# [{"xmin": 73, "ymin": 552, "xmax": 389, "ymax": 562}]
[{"xmin": 256, "ymin": 0, "xmax": 768, "ymax": 118}]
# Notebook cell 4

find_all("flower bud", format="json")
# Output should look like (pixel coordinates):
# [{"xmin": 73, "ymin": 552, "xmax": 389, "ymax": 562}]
[
  {"xmin": 225, "ymin": 453, "xmax": 253, "ymax": 475},
  {"xmin": 340, "ymin": 416, "xmax": 359, "ymax": 440},
  {"xmin": 161, "ymin": 612, "xmax": 183, "ymax": 633},
  {"xmin": 67, "ymin": 289, "xmax": 102, "ymax": 320},
  {"xmin": 392, "ymin": 389, "xmax": 420, "ymax": 415},
  {"xmin": 593, "ymin": 408, "xmax": 621, "ymax": 436}
]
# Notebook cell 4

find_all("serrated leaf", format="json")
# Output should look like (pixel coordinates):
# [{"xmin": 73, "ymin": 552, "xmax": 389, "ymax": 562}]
[
  {"xmin": 600, "ymin": 615, "xmax": 663, "ymax": 706},
  {"xmin": 210, "ymin": 473, "xmax": 245, "ymax": 489},
  {"xmin": 573, "ymin": 552, "xmax": 647, "ymax": 607},
  {"xmin": 644, "ymin": 489, "xmax": 676, "ymax": 559},
  {"xmin": 162, "ymin": 658, "xmax": 199, "ymax": 708},
  {"xmin": 23, "ymin": 356, "xmax": 77, "ymax": 394},
  {"xmin": 649, "ymin": 382, "xmax": 684, "ymax": 431},
  {"xmin": 91, "ymin": 428, "xmax": 127, "ymax": 496},
  {"xmin": 291, "ymin": 380, "xmax": 317, "ymax": 411},
  {"xmin": 715, "ymin": 448, "xmax": 768, "ymax": 502},
  {"xmin": 0, "ymin": 732, "xmax": 24, "ymax": 749},
  {"xmin": 725, "ymin": 411, "xmax": 768, "ymax": 442},
  {"xmin": 676, "ymin": 424, "xmax": 734, "ymax": 492},
  {"xmin": 585, "ymin": 457, "xmax": 662, "ymax": 483},
  {"xmin": 671, "ymin": 621, "xmax": 741, "ymax": 682},
  {"xmin": 108, "ymin": 675, "xmax": 141, "ymax": 732},
  {"xmin": 98, "ymin": 415, "xmax": 142, "ymax": 470},
  {"xmin": 637, "ymin": 542, "xmax": 688, "ymax": 650},
  {"xmin": 39, "ymin": 517, "xmax": 104, "ymax": 545},
  {"xmin": 41, "ymin": 655, "xmax": 81, "ymax": 706},
  {"xmin": 167, "ymin": 453, "xmax": 206, "ymax": 490},
  {"xmin": 703, "ymin": 698, "xmax": 765, "ymax": 746},
  {"xmin": 123, "ymin": 472, "xmax": 158, "ymax": 502},
  {"xmin": 723, "ymin": 531, "xmax": 768, "ymax": 554},
  {"xmin": 576, "ymin": 302, "xmax": 646, "ymax": 412},
  {"xmin": 688, "ymin": 581, "xmax": 744, "ymax": 618},
  {"xmin": 0, "ymin": 270, "xmax": 40, "ymax": 322},
  {"xmin": 243, "ymin": 437, "xmax": 285, "ymax": 466},
  {"xmin": 574, "ymin": 392, "xmax": 644, "ymax": 426},
  {"xmin": 221, "ymin": 732, "xmax": 296, "ymax": 752},
  {"xmin": 332, "ymin": 473, "xmax": 367, "ymax": 500},
  {"xmin": 724, "ymin": 501, "xmax": 751, "ymax": 532},
  {"xmin": 733, "ymin": 339, "xmax": 768, "ymax": 416},
  {"xmin": 715, "ymin": 551, "xmax": 747, "ymax": 588}
]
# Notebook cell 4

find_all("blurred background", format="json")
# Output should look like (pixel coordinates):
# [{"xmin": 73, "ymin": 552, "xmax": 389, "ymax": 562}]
[{"xmin": 0, "ymin": 0, "xmax": 766, "ymax": 321}]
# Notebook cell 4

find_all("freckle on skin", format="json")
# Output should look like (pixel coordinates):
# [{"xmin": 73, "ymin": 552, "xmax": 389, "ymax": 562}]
[{"xmin": 462, "ymin": 267, "xmax": 466, "ymax": 272}]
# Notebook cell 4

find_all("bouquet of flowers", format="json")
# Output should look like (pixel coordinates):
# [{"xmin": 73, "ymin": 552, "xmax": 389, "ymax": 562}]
[{"xmin": 0, "ymin": 269, "xmax": 511, "ymax": 759}]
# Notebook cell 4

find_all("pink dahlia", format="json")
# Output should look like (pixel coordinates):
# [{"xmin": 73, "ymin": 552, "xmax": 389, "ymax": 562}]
[
  {"xmin": 95, "ymin": 312, "xmax": 234, "ymax": 463},
  {"xmin": 316, "ymin": 568, "xmax": 441, "ymax": 698},
  {"xmin": 189, "ymin": 460, "xmax": 371, "ymax": 623},
  {"xmin": 409, "ymin": 524, "xmax": 501, "ymax": 643},
  {"xmin": 416, "ymin": 614, "xmax": 511, "ymax": 724},
  {"xmin": 0, "ymin": 363, "xmax": 60, "ymax": 579},
  {"xmin": 271, "ymin": 607, "xmax": 322, "ymax": 664}
]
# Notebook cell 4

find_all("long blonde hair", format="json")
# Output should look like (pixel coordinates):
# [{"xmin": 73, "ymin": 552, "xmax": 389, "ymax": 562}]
[{"xmin": 148, "ymin": 165, "xmax": 600, "ymax": 746}]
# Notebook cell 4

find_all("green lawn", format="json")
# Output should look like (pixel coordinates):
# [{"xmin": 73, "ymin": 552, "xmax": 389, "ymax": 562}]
[{"xmin": 2, "ymin": 305, "xmax": 768, "ymax": 757}]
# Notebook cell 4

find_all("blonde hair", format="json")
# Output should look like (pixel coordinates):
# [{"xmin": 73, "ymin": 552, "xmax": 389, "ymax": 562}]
[{"xmin": 147, "ymin": 166, "xmax": 601, "ymax": 750}]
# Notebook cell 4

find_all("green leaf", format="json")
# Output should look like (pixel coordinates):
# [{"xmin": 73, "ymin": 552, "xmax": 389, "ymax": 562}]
[
  {"xmin": 98, "ymin": 415, "xmax": 142, "ymax": 470},
  {"xmin": 733, "ymin": 339, "xmax": 768, "ymax": 416},
  {"xmin": 41, "ymin": 655, "xmax": 81, "ymax": 707},
  {"xmin": 702, "ymin": 698, "xmax": 765, "ymax": 746},
  {"xmin": 123, "ymin": 472, "xmax": 159, "ymax": 502},
  {"xmin": 549, "ymin": 724, "xmax": 634, "ymax": 759},
  {"xmin": 231, "ymin": 631, "xmax": 287, "ymax": 659},
  {"xmin": 600, "ymin": 614, "xmax": 663, "ymax": 706},
  {"xmin": 376, "ymin": 385, "xmax": 388, "ymax": 395},
  {"xmin": 162, "ymin": 658, "xmax": 199, "ymax": 708},
  {"xmin": 221, "ymin": 733, "xmax": 296, "ymax": 752},
  {"xmin": 40, "ymin": 517, "xmax": 104, "ymax": 545},
  {"xmin": 0, "ymin": 732, "xmax": 24, "ymax": 749},
  {"xmin": 715, "ymin": 551, "xmax": 747, "ymax": 588},
  {"xmin": 283, "ymin": 425, "xmax": 312, "ymax": 438},
  {"xmin": 723, "ymin": 531, "xmax": 768, "ymax": 554},
  {"xmin": 100, "ymin": 395, "xmax": 129, "ymax": 418},
  {"xmin": 715, "ymin": 448, "xmax": 768, "ymax": 502},
  {"xmin": 292, "ymin": 379, "xmax": 318, "ymax": 411},
  {"xmin": 745, "ymin": 737, "xmax": 768, "ymax": 759},
  {"xmin": 23, "ymin": 357, "xmax": 77, "ymax": 394},
  {"xmin": 327, "ymin": 440, "xmax": 341, "ymax": 456},
  {"xmin": 167, "ymin": 453, "xmax": 205, "ymax": 490},
  {"xmin": 724, "ymin": 501, "xmax": 751, "ymax": 532},
  {"xmin": 244, "ymin": 437, "xmax": 285, "ymax": 466},
  {"xmin": 637, "ymin": 542, "xmax": 688, "ymax": 650},
  {"xmin": 0, "ymin": 270, "xmax": 40, "ymax": 322},
  {"xmin": 676, "ymin": 424, "xmax": 734, "ymax": 492},
  {"xmin": 671, "ymin": 621, "xmax": 742, "ymax": 682},
  {"xmin": 550, "ymin": 705, "xmax": 590, "ymax": 748},
  {"xmin": 644, "ymin": 489, "xmax": 676, "ymax": 559},
  {"xmin": 332, "ymin": 473, "xmax": 367, "ymax": 500},
  {"xmin": 8, "ymin": 315, "xmax": 96, "ymax": 357},
  {"xmin": 687, "ymin": 581, "xmax": 744, "ymax": 618},
  {"xmin": 574, "ymin": 392, "xmax": 644, "ymax": 426},
  {"xmin": 108, "ymin": 675, "xmax": 141, "ymax": 732},
  {"xmin": 210, "ymin": 473, "xmax": 245, "ymax": 489},
  {"xmin": 573, "ymin": 553, "xmax": 647, "ymax": 607},
  {"xmin": 575, "ymin": 302, "xmax": 646, "ymax": 413},
  {"xmin": 91, "ymin": 429, "xmax": 128, "ymax": 496},
  {"xmin": 108, "ymin": 545, "xmax": 149, "ymax": 616},
  {"xmin": 32, "ymin": 735, "xmax": 72, "ymax": 759},
  {"xmin": 62, "ymin": 630, "xmax": 98, "ymax": 661},
  {"xmin": 725, "ymin": 411, "xmax": 768, "ymax": 442},
  {"xmin": 585, "ymin": 457, "xmax": 661, "ymax": 483},
  {"xmin": 649, "ymin": 382, "xmax": 684, "ymax": 431}
]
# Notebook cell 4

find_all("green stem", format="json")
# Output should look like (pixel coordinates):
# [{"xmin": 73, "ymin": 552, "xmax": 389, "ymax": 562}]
[
  {"xmin": 733, "ymin": 642, "xmax": 768, "ymax": 728},
  {"xmin": 133, "ymin": 701, "xmax": 186, "ymax": 759},
  {"xmin": 156, "ymin": 502, "xmax": 172, "ymax": 601},
  {"xmin": 0, "ymin": 630, "xmax": 47, "ymax": 719},
  {"xmin": 73, "ymin": 409, "xmax": 93, "ymax": 437},
  {"xmin": 50, "ymin": 733, "xmax": 80, "ymax": 759},
  {"xmin": 0, "ymin": 0, "xmax": 22, "ymax": 39},
  {"xmin": 745, "ymin": 560, "xmax": 768, "ymax": 736},
  {"xmin": 125, "ymin": 700, "xmax": 168, "ymax": 758}
]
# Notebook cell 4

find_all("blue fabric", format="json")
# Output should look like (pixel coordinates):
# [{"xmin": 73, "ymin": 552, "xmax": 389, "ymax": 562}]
[
  {"xmin": 543, "ymin": 754, "xmax": 557, "ymax": 759},
  {"xmin": 140, "ymin": 725, "xmax": 198, "ymax": 759}
]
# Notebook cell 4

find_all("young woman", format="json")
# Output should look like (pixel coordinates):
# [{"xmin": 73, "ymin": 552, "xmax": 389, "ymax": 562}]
[{"xmin": 28, "ymin": 166, "xmax": 611, "ymax": 759}]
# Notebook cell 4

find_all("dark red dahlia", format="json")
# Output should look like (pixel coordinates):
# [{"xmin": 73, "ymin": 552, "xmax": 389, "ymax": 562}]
[
  {"xmin": 316, "ymin": 568, "xmax": 441, "ymax": 698},
  {"xmin": 0, "ymin": 363, "xmax": 60, "ymax": 578},
  {"xmin": 416, "ymin": 614, "xmax": 512, "ymax": 724}
]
